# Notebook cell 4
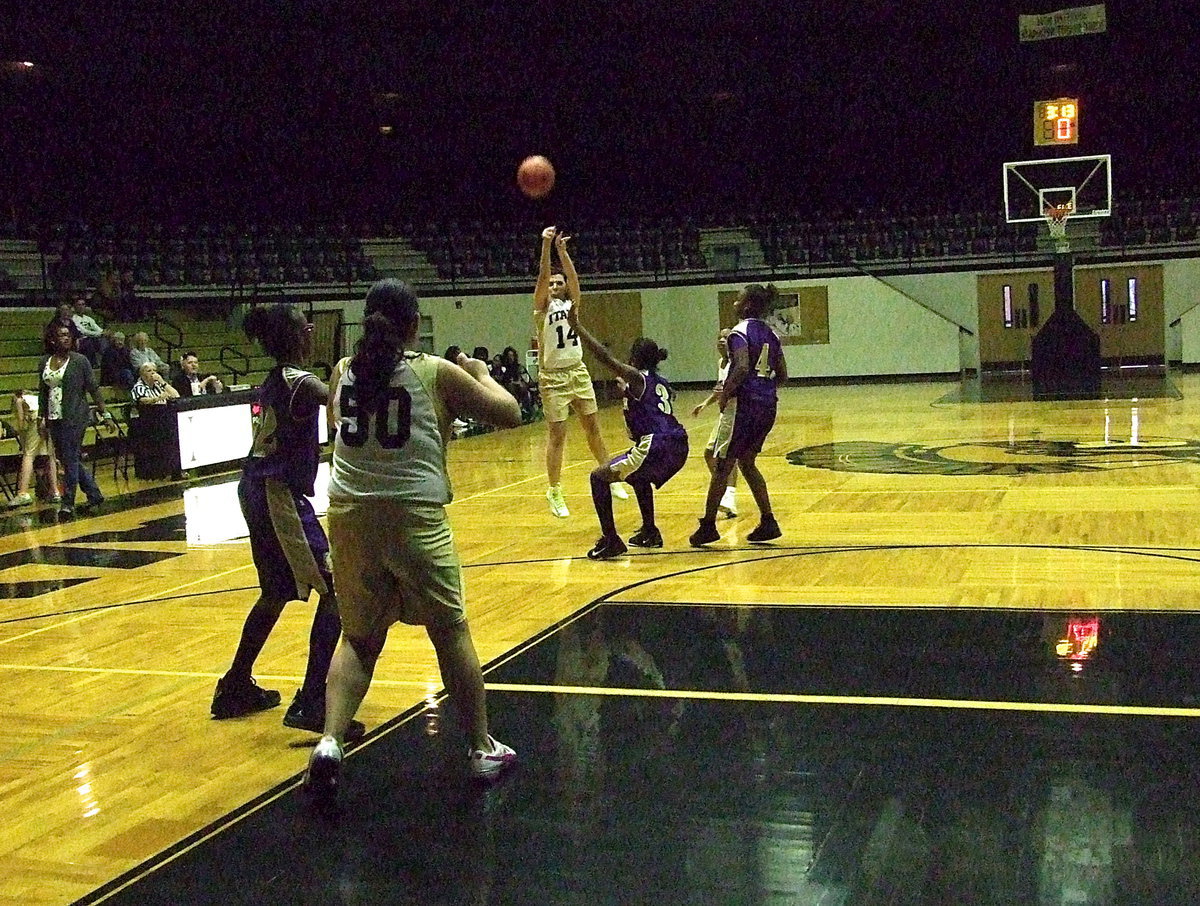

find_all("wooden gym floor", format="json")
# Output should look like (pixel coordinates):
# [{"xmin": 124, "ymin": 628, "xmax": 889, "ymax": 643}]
[{"xmin": 5, "ymin": 377, "xmax": 1200, "ymax": 905}]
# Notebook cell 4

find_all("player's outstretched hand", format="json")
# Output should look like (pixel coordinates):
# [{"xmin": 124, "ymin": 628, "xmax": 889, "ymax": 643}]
[
  {"xmin": 541, "ymin": 226, "xmax": 556, "ymax": 241},
  {"xmin": 456, "ymin": 352, "xmax": 491, "ymax": 382},
  {"xmin": 554, "ymin": 231, "xmax": 571, "ymax": 251}
]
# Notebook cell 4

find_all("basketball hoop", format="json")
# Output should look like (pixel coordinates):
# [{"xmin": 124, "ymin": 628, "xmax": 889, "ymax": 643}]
[{"xmin": 1044, "ymin": 202, "xmax": 1073, "ymax": 252}]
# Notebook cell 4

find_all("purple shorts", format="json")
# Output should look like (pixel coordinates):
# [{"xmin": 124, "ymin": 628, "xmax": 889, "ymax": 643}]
[
  {"xmin": 725, "ymin": 397, "xmax": 777, "ymax": 460},
  {"xmin": 239, "ymin": 475, "xmax": 332, "ymax": 603},
  {"xmin": 611, "ymin": 433, "xmax": 689, "ymax": 488}
]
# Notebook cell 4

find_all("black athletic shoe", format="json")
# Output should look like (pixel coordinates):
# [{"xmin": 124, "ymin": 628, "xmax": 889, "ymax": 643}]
[
  {"xmin": 689, "ymin": 519, "xmax": 720, "ymax": 546},
  {"xmin": 283, "ymin": 692, "xmax": 365, "ymax": 742},
  {"xmin": 746, "ymin": 516, "xmax": 782, "ymax": 543},
  {"xmin": 587, "ymin": 535, "xmax": 628, "ymax": 560},
  {"xmin": 628, "ymin": 526, "xmax": 664, "ymax": 548},
  {"xmin": 211, "ymin": 675, "xmax": 282, "ymax": 719}
]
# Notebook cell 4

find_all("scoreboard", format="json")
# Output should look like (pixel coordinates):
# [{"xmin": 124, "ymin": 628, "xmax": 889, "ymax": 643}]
[{"xmin": 1034, "ymin": 97, "xmax": 1080, "ymax": 146}]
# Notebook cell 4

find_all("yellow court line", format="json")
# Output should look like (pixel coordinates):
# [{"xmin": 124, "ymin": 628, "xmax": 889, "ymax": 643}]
[
  {"xmin": 603, "ymin": 599, "xmax": 1200, "ymax": 614},
  {"xmin": 0, "ymin": 563, "xmax": 252, "ymax": 646},
  {"xmin": 484, "ymin": 682, "xmax": 1200, "ymax": 719},
  {"xmin": 455, "ymin": 484, "xmax": 1200, "ymax": 501}
]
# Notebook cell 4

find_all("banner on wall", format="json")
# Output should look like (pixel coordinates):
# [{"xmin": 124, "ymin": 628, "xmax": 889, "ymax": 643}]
[{"xmin": 1018, "ymin": 4, "xmax": 1107, "ymax": 41}]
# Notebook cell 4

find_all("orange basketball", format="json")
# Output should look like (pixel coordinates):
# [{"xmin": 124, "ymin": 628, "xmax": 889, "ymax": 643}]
[{"xmin": 517, "ymin": 155, "xmax": 555, "ymax": 199}]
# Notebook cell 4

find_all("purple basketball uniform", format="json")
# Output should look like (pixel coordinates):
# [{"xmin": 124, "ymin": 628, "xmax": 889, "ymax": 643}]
[
  {"xmin": 244, "ymin": 365, "xmax": 321, "ymax": 496},
  {"xmin": 725, "ymin": 318, "xmax": 783, "ymax": 459},
  {"xmin": 610, "ymin": 371, "xmax": 689, "ymax": 488},
  {"xmin": 240, "ymin": 364, "xmax": 331, "ymax": 601}
]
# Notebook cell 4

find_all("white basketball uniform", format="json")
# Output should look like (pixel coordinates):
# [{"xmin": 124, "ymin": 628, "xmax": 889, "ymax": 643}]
[
  {"xmin": 536, "ymin": 296, "xmax": 597, "ymax": 422},
  {"xmin": 706, "ymin": 358, "xmax": 737, "ymax": 458},
  {"xmin": 538, "ymin": 297, "xmax": 583, "ymax": 372},
  {"xmin": 328, "ymin": 353, "xmax": 465, "ymax": 633},
  {"xmin": 329, "ymin": 353, "xmax": 451, "ymax": 504}
]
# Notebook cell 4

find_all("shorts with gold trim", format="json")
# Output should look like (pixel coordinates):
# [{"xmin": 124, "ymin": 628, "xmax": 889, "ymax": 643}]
[
  {"xmin": 239, "ymin": 475, "xmax": 331, "ymax": 603},
  {"xmin": 328, "ymin": 499, "xmax": 465, "ymax": 639},
  {"xmin": 610, "ymin": 432, "xmax": 689, "ymax": 488},
  {"xmin": 538, "ymin": 362, "xmax": 598, "ymax": 422}
]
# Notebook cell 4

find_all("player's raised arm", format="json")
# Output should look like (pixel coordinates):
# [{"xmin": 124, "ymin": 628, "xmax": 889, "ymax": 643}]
[
  {"xmin": 555, "ymin": 231, "xmax": 582, "ymax": 312},
  {"xmin": 290, "ymin": 374, "xmax": 329, "ymax": 432},
  {"xmin": 533, "ymin": 226, "xmax": 556, "ymax": 314},
  {"xmin": 565, "ymin": 304, "xmax": 645, "ymax": 398}
]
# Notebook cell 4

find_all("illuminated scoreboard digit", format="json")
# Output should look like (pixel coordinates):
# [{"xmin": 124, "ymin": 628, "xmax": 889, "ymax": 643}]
[{"xmin": 1034, "ymin": 97, "xmax": 1080, "ymax": 146}]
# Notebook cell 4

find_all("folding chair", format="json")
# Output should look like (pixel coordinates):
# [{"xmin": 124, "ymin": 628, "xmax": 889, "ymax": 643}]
[
  {"xmin": 0, "ymin": 434, "xmax": 20, "ymax": 502},
  {"xmin": 88, "ymin": 387, "xmax": 134, "ymax": 482}
]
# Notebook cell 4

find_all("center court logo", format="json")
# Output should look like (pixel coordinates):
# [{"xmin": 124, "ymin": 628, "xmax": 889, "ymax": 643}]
[{"xmin": 786, "ymin": 438, "xmax": 1200, "ymax": 476}]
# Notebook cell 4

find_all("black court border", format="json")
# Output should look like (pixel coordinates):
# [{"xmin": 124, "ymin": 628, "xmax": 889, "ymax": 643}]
[
  {"xmin": 69, "ymin": 592, "xmax": 609, "ymax": 906},
  {"xmin": 67, "ymin": 538, "xmax": 1200, "ymax": 903}
]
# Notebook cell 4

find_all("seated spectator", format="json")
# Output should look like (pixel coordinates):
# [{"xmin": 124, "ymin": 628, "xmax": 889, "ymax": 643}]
[
  {"xmin": 117, "ymin": 267, "xmax": 142, "ymax": 316},
  {"xmin": 95, "ymin": 269, "xmax": 120, "ymax": 317},
  {"xmin": 100, "ymin": 331, "xmax": 136, "ymax": 390},
  {"xmin": 471, "ymin": 346, "xmax": 504, "ymax": 381},
  {"xmin": 6, "ymin": 388, "xmax": 60, "ymax": 508},
  {"xmin": 71, "ymin": 299, "xmax": 107, "ymax": 365},
  {"xmin": 117, "ymin": 269, "xmax": 148, "ymax": 319},
  {"xmin": 497, "ymin": 345, "xmax": 533, "ymax": 414},
  {"xmin": 131, "ymin": 362, "xmax": 179, "ymax": 407},
  {"xmin": 130, "ymin": 331, "xmax": 168, "ymax": 373},
  {"xmin": 443, "ymin": 345, "xmax": 462, "ymax": 362},
  {"xmin": 46, "ymin": 303, "xmax": 81, "ymax": 346},
  {"xmin": 170, "ymin": 351, "xmax": 224, "ymax": 397}
]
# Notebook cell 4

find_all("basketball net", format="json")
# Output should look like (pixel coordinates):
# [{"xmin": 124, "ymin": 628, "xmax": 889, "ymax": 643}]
[{"xmin": 1044, "ymin": 202, "xmax": 1073, "ymax": 253}]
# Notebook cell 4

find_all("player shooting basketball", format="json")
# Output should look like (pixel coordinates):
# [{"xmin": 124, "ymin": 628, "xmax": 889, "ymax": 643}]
[{"xmin": 533, "ymin": 226, "xmax": 627, "ymax": 517}]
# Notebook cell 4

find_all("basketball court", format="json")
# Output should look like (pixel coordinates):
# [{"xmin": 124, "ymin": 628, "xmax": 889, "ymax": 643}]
[
  {"xmin": 4, "ymin": 4, "xmax": 1198, "ymax": 903},
  {"xmin": 5, "ymin": 375, "xmax": 1200, "ymax": 904}
]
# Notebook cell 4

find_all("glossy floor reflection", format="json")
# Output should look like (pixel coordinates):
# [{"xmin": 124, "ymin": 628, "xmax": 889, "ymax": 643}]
[
  {"xmin": 85, "ymin": 603, "xmax": 1200, "ymax": 906},
  {"xmin": 941, "ymin": 372, "xmax": 1181, "ymax": 404}
]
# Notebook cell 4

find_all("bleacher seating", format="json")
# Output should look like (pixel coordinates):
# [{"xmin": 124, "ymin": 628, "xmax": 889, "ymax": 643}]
[
  {"xmin": 39, "ymin": 222, "xmax": 379, "ymax": 291},
  {"xmin": 398, "ymin": 214, "xmax": 705, "ymax": 281},
  {"xmin": 6, "ymin": 190, "xmax": 1199, "ymax": 300}
]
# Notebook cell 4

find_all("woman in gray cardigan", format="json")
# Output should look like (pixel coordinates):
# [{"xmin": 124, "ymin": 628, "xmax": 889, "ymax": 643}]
[{"xmin": 38, "ymin": 322, "xmax": 114, "ymax": 518}]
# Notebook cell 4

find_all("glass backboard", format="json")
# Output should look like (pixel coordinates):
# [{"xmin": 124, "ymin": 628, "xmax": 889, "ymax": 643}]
[{"xmin": 1003, "ymin": 154, "xmax": 1112, "ymax": 224}]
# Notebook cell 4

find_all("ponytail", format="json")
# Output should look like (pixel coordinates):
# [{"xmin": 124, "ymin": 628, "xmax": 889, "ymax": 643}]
[
  {"xmin": 352, "ymin": 279, "xmax": 420, "ymax": 406},
  {"xmin": 244, "ymin": 303, "xmax": 305, "ymax": 361},
  {"xmin": 741, "ymin": 283, "xmax": 779, "ymax": 317},
  {"xmin": 630, "ymin": 337, "xmax": 668, "ymax": 374}
]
